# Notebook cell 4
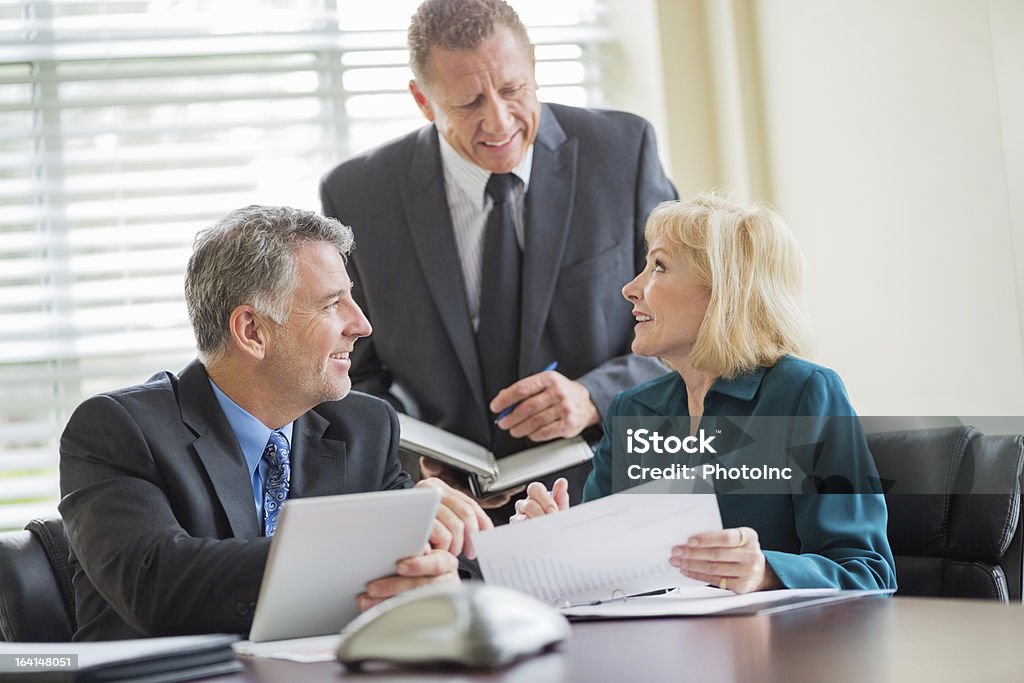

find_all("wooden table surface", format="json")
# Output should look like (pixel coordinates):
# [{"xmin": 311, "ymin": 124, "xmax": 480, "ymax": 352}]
[{"xmin": 220, "ymin": 596, "xmax": 1024, "ymax": 683}]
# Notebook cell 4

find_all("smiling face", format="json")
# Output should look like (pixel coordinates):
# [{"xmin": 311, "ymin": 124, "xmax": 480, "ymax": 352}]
[
  {"xmin": 265, "ymin": 241, "xmax": 372, "ymax": 413},
  {"xmin": 410, "ymin": 26, "xmax": 540, "ymax": 174},
  {"xmin": 621, "ymin": 234, "xmax": 711, "ymax": 369}
]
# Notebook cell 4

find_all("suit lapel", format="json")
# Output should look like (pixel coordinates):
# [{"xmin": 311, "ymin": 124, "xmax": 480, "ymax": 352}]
[
  {"xmin": 521, "ymin": 105, "xmax": 579, "ymax": 369},
  {"xmin": 178, "ymin": 361, "xmax": 261, "ymax": 539},
  {"xmin": 290, "ymin": 409, "xmax": 347, "ymax": 497},
  {"xmin": 401, "ymin": 125, "xmax": 487, "ymax": 410}
]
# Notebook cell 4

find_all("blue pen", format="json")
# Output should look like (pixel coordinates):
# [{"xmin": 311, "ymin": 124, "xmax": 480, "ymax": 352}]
[{"xmin": 494, "ymin": 361, "xmax": 559, "ymax": 424}]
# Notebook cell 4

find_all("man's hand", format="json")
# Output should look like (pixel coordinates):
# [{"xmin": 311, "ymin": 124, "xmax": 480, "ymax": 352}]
[
  {"xmin": 490, "ymin": 370, "xmax": 599, "ymax": 442},
  {"xmin": 415, "ymin": 475, "xmax": 493, "ymax": 559},
  {"xmin": 358, "ymin": 547, "xmax": 459, "ymax": 611},
  {"xmin": 509, "ymin": 478, "xmax": 571, "ymax": 523}
]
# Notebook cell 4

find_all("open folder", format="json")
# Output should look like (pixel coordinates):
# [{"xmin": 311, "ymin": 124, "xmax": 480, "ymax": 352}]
[{"xmin": 397, "ymin": 414, "xmax": 593, "ymax": 496}]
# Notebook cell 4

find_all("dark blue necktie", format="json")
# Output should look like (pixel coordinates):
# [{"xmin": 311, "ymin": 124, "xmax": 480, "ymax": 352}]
[
  {"xmin": 262, "ymin": 431, "xmax": 291, "ymax": 537},
  {"xmin": 477, "ymin": 173, "xmax": 525, "ymax": 458}
]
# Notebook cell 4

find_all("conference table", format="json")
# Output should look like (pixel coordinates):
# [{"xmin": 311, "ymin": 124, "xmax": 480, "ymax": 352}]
[{"xmin": 220, "ymin": 596, "xmax": 1024, "ymax": 682}]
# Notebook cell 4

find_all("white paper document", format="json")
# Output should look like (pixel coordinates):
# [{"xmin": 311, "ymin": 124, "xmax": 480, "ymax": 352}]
[
  {"xmin": 233, "ymin": 634, "xmax": 342, "ymax": 663},
  {"xmin": 472, "ymin": 485, "xmax": 723, "ymax": 606}
]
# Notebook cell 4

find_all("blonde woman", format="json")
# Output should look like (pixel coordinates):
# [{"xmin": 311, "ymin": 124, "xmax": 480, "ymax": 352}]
[{"xmin": 514, "ymin": 194, "xmax": 896, "ymax": 595}]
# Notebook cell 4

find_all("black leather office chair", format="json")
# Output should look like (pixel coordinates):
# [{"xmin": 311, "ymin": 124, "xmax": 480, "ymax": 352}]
[
  {"xmin": 868, "ymin": 426, "xmax": 1024, "ymax": 602},
  {"xmin": 0, "ymin": 517, "xmax": 76, "ymax": 641}
]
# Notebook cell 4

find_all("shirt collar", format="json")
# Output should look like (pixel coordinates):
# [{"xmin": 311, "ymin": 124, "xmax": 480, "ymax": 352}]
[
  {"xmin": 633, "ymin": 366, "xmax": 768, "ymax": 412},
  {"xmin": 209, "ymin": 379, "xmax": 294, "ymax": 477},
  {"xmin": 437, "ymin": 130, "xmax": 534, "ymax": 211},
  {"xmin": 710, "ymin": 366, "xmax": 768, "ymax": 401}
]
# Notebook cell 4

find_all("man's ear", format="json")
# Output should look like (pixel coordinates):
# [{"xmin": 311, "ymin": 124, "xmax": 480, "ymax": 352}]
[
  {"xmin": 409, "ymin": 80, "xmax": 435, "ymax": 122},
  {"xmin": 228, "ymin": 305, "xmax": 269, "ymax": 361}
]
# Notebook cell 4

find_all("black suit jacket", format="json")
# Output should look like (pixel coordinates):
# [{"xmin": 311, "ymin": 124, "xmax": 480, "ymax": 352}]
[
  {"xmin": 320, "ymin": 103, "xmax": 677, "ymax": 448},
  {"xmin": 58, "ymin": 360, "xmax": 411, "ymax": 640}
]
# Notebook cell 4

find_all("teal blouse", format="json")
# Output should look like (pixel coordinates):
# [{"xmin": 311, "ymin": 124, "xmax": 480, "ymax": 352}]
[{"xmin": 582, "ymin": 355, "xmax": 897, "ymax": 591}]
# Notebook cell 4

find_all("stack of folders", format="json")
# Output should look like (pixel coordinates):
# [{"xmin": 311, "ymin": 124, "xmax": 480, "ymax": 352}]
[
  {"xmin": 0, "ymin": 634, "xmax": 240, "ymax": 682},
  {"xmin": 397, "ymin": 414, "xmax": 593, "ymax": 496}
]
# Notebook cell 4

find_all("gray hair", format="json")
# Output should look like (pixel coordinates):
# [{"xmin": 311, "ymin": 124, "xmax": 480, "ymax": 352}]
[
  {"xmin": 185, "ymin": 205, "xmax": 354, "ymax": 362},
  {"xmin": 408, "ymin": 0, "xmax": 530, "ymax": 85}
]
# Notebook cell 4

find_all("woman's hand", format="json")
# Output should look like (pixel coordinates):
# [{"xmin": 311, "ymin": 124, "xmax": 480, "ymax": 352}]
[
  {"xmin": 509, "ymin": 478, "xmax": 571, "ymax": 523},
  {"xmin": 669, "ymin": 526, "xmax": 781, "ymax": 594}
]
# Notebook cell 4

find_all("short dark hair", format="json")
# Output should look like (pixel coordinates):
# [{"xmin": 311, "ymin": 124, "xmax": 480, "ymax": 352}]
[{"xmin": 408, "ymin": 0, "xmax": 530, "ymax": 85}]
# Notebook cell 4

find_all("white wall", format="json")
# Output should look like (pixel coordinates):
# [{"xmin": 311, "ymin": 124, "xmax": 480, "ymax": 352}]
[
  {"xmin": 631, "ymin": 0, "xmax": 1024, "ymax": 418},
  {"xmin": 599, "ymin": 0, "xmax": 674, "ymax": 169},
  {"xmin": 754, "ymin": 0, "xmax": 1023, "ymax": 415}
]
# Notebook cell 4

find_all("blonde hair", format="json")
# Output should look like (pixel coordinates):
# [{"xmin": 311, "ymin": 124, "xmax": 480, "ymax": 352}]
[{"xmin": 644, "ymin": 193, "xmax": 813, "ymax": 379}]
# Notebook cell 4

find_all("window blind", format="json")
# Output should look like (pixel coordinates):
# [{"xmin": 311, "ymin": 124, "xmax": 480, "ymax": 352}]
[{"xmin": 0, "ymin": 0, "xmax": 609, "ymax": 530}]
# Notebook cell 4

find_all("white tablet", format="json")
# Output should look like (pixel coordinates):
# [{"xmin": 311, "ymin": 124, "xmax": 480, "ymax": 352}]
[{"xmin": 248, "ymin": 487, "xmax": 441, "ymax": 642}]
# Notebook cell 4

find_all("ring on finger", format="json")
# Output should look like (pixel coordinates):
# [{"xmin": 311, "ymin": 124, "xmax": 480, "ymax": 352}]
[{"xmin": 719, "ymin": 577, "xmax": 728, "ymax": 591}]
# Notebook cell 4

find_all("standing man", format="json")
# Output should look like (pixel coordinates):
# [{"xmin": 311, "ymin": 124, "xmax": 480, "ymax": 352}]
[
  {"xmin": 320, "ymin": 0, "xmax": 676, "ymax": 511},
  {"xmin": 59, "ymin": 205, "xmax": 489, "ymax": 640}
]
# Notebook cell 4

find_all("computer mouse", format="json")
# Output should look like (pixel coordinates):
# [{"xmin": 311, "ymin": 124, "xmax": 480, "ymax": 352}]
[{"xmin": 336, "ymin": 580, "xmax": 570, "ymax": 670}]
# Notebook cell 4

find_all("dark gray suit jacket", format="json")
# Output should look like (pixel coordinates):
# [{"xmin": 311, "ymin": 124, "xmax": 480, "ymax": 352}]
[
  {"xmin": 320, "ymin": 103, "xmax": 676, "ymax": 448},
  {"xmin": 58, "ymin": 360, "xmax": 411, "ymax": 640}
]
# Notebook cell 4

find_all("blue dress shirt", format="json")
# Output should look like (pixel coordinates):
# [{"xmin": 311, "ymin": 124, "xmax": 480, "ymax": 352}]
[
  {"xmin": 209, "ymin": 380, "xmax": 294, "ymax": 531},
  {"xmin": 582, "ymin": 355, "xmax": 897, "ymax": 591}
]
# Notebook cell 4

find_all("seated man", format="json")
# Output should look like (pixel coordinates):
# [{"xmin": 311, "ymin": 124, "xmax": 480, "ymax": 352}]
[{"xmin": 59, "ymin": 205, "xmax": 490, "ymax": 640}]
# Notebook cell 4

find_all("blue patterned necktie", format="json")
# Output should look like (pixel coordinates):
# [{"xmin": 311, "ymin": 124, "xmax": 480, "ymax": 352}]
[{"xmin": 262, "ymin": 431, "xmax": 291, "ymax": 537}]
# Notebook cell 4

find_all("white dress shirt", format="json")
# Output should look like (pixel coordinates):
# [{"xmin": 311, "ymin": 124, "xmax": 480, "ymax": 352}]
[{"xmin": 437, "ymin": 132, "xmax": 533, "ymax": 330}]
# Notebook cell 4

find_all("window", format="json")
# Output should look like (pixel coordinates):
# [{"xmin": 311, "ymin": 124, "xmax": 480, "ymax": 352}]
[{"xmin": 0, "ymin": 0, "xmax": 608, "ymax": 530}]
